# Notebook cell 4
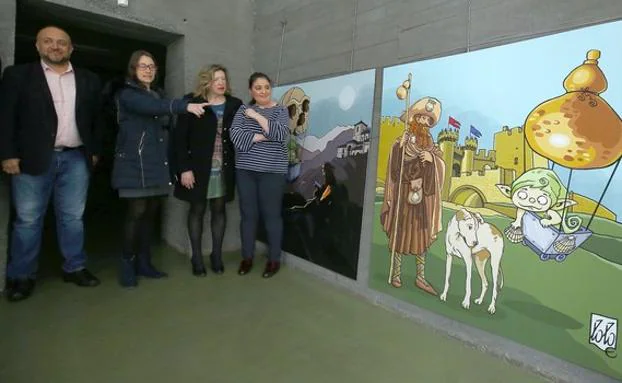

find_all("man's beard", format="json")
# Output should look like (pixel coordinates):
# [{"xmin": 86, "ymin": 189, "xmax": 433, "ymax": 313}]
[
  {"xmin": 42, "ymin": 53, "xmax": 70, "ymax": 65},
  {"xmin": 409, "ymin": 121, "xmax": 432, "ymax": 148}
]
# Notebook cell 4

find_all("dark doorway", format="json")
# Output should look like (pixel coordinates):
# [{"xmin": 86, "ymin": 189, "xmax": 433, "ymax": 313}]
[
  {"xmin": 10, "ymin": 1, "xmax": 173, "ymax": 277},
  {"xmin": 452, "ymin": 163, "xmax": 461, "ymax": 177}
]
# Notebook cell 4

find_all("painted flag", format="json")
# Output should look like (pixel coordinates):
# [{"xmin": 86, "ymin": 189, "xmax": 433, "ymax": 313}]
[
  {"xmin": 470, "ymin": 125, "xmax": 482, "ymax": 138},
  {"xmin": 448, "ymin": 116, "xmax": 461, "ymax": 129}
]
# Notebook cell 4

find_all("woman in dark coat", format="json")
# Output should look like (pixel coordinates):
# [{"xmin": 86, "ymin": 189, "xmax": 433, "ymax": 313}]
[
  {"xmin": 112, "ymin": 50, "xmax": 208, "ymax": 287},
  {"xmin": 173, "ymin": 65, "xmax": 242, "ymax": 276}
]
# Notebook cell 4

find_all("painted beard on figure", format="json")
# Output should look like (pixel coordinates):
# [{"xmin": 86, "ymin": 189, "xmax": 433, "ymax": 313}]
[{"xmin": 409, "ymin": 119, "xmax": 433, "ymax": 148}]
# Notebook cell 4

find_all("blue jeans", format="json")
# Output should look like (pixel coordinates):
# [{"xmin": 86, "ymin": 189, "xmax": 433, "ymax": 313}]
[
  {"xmin": 7, "ymin": 149, "xmax": 90, "ymax": 279},
  {"xmin": 236, "ymin": 169, "xmax": 286, "ymax": 261}
]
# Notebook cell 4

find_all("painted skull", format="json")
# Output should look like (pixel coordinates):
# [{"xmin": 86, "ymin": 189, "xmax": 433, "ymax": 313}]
[{"xmin": 279, "ymin": 86, "xmax": 310, "ymax": 136}]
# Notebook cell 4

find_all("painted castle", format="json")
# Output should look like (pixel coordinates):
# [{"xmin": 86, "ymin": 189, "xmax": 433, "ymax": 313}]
[
  {"xmin": 337, "ymin": 121, "xmax": 371, "ymax": 158},
  {"xmin": 436, "ymin": 125, "xmax": 615, "ymax": 220}
]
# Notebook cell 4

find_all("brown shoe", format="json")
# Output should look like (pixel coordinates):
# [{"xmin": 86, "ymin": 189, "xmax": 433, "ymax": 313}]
[
  {"xmin": 262, "ymin": 261, "xmax": 280, "ymax": 278},
  {"xmin": 238, "ymin": 258, "xmax": 253, "ymax": 275},
  {"xmin": 415, "ymin": 277, "xmax": 438, "ymax": 296}
]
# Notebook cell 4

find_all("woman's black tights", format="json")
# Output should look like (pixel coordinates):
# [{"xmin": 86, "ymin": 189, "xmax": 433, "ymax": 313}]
[
  {"xmin": 187, "ymin": 197, "xmax": 226, "ymax": 265},
  {"xmin": 122, "ymin": 197, "xmax": 162, "ymax": 258}
]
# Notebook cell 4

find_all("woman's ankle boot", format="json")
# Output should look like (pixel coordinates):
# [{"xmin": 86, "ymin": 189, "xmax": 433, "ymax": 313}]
[
  {"xmin": 136, "ymin": 252, "xmax": 168, "ymax": 279},
  {"xmin": 210, "ymin": 253, "xmax": 224, "ymax": 274},
  {"xmin": 191, "ymin": 255, "xmax": 207, "ymax": 277},
  {"xmin": 120, "ymin": 255, "xmax": 138, "ymax": 287}
]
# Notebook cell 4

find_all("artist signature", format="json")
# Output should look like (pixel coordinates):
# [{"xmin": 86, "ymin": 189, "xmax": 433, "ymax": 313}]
[{"xmin": 589, "ymin": 313, "xmax": 618, "ymax": 358}]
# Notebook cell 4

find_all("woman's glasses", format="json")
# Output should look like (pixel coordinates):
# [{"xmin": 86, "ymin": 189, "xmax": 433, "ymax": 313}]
[{"xmin": 137, "ymin": 64, "xmax": 157, "ymax": 71}]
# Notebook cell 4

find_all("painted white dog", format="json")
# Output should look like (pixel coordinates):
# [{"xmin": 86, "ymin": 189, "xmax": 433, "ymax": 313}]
[{"xmin": 440, "ymin": 209, "xmax": 505, "ymax": 315}]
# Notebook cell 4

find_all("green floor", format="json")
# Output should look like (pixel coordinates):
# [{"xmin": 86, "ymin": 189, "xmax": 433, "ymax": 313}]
[{"xmin": 0, "ymin": 247, "xmax": 549, "ymax": 383}]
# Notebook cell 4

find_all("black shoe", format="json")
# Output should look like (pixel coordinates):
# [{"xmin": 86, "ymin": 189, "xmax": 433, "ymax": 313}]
[
  {"xmin": 238, "ymin": 258, "xmax": 253, "ymax": 275},
  {"xmin": 6, "ymin": 278, "xmax": 35, "ymax": 302},
  {"xmin": 210, "ymin": 253, "xmax": 224, "ymax": 275},
  {"xmin": 262, "ymin": 261, "xmax": 281, "ymax": 278},
  {"xmin": 62, "ymin": 269, "xmax": 100, "ymax": 287},
  {"xmin": 191, "ymin": 256, "xmax": 207, "ymax": 277}
]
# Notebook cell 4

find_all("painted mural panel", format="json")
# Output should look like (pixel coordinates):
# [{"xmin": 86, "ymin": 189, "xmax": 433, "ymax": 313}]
[
  {"xmin": 369, "ymin": 21, "xmax": 622, "ymax": 379},
  {"xmin": 262, "ymin": 70, "xmax": 375, "ymax": 279}
]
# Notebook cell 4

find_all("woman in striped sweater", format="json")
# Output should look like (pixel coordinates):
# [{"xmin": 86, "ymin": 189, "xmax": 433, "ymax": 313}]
[{"xmin": 230, "ymin": 72, "xmax": 290, "ymax": 278}]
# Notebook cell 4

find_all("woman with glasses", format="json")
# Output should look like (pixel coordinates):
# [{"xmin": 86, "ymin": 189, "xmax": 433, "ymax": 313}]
[{"xmin": 111, "ymin": 50, "xmax": 208, "ymax": 288}]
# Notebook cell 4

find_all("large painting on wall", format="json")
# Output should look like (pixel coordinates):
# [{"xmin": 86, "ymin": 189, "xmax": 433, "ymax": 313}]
[
  {"xmin": 264, "ymin": 70, "xmax": 375, "ymax": 279},
  {"xmin": 369, "ymin": 20, "xmax": 622, "ymax": 379}
]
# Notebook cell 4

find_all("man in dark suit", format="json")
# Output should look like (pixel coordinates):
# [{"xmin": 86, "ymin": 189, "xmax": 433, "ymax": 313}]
[{"xmin": 0, "ymin": 26, "xmax": 103, "ymax": 302}]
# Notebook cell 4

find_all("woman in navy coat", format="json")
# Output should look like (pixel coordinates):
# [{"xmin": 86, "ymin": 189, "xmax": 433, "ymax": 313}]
[
  {"xmin": 112, "ymin": 50, "xmax": 208, "ymax": 287},
  {"xmin": 173, "ymin": 65, "xmax": 242, "ymax": 276}
]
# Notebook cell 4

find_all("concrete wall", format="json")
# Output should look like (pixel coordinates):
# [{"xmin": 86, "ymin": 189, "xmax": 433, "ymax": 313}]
[
  {"xmin": 37, "ymin": 0, "xmax": 254, "ymax": 95},
  {"xmin": 0, "ymin": 0, "xmax": 16, "ymax": 292},
  {"xmin": 254, "ymin": 0, "xmax": 622, "ymax": 85},
  {"xmin": 253, "ymin": 1, "xmax": 622, "ymax": 383},
  {"xmin": 0, "ymin": 0, "xmax": 16, "ymax": 69}
]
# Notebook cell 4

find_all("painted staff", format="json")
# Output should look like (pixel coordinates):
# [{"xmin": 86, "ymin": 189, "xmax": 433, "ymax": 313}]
[{"xmin": 388, "ymin": 73, "xmax": 412, "ymax": 284}]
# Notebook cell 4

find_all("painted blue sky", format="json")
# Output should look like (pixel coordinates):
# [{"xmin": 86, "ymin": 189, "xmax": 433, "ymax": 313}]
[
  {"xmin": 273, "ymin": 69, "xmax": 375, "ymax": 138},
  {"xmin": 383, "ymin": 20, "xmax": 622, "ymax": 222}
]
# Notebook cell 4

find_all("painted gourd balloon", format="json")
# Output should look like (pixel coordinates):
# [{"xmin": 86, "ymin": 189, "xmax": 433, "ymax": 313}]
[{"xmin": 524, "ymin": 50, "xmax": 622, "ymax": 169}]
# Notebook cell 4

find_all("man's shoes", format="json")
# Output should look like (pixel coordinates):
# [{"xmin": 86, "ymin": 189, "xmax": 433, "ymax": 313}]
[
  {"xmin": 262, "ymin": 261, "xmax": 280, "ymax": 278},
  {"xmin": 62, "ymin": 269, "xmax": 100, "ymax": 287},
  {"xmin": 238, "ymin": 258, "xmax": 253, "ymax": 275},
  {"xmin": 6, "ymin": 278, "xmax": 35, "ymax": 302}
]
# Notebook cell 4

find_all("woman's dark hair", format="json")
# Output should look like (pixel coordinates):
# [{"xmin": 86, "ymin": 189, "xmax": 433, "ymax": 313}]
[
  {"xmin": 323, "ymin": 162, "xmax": 336, "ymax": 186},
  {"xmin": 248, "ymin": 72, "xmax": 272, "ymax": 105},
  {"xmin": 127, "ymin": 50, "xmax": 158, "ymax": 89}
]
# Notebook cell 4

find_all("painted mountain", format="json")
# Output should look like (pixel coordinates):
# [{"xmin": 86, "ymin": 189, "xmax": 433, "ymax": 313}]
[{"xmin": 292, "ymin": 123, "xmax": 369, "ymax": 207}]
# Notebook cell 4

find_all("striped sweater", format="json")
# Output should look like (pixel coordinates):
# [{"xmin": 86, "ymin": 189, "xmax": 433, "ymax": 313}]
[{"xmin": 230, "ymin": 103, "xmax": 290, "ymax": 174}]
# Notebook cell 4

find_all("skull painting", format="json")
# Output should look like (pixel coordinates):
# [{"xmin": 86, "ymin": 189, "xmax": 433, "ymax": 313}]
[
  {"xmin": 279, "ymin": 87, "xmax": 311, "ymax": 183},
  {"xmin": 279, "ymin": 86, "xmax": 310, "ymax": 136}
]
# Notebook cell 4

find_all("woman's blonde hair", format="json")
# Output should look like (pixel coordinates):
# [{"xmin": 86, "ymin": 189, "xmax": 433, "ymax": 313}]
[{"xmin": 193, "ymin": 64, "xmax": 231, "ymax": 99}]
